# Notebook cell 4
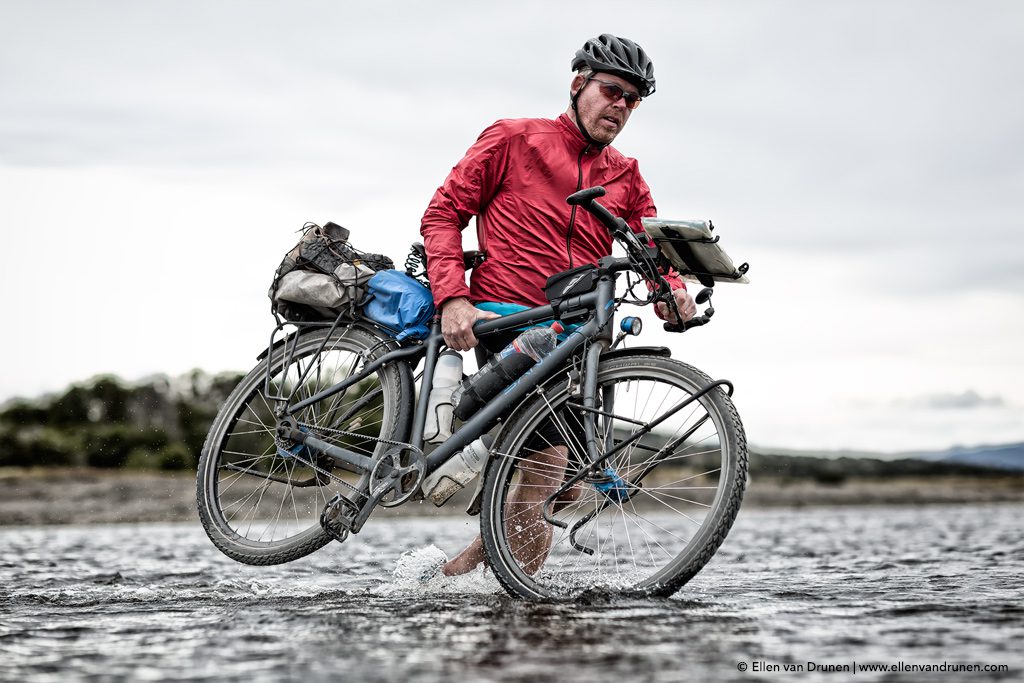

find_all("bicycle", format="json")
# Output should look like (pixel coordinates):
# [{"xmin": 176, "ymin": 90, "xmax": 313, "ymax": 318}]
[{"xmin": 196, "ymin": 186, "xmax": 750, "ymax": 600}]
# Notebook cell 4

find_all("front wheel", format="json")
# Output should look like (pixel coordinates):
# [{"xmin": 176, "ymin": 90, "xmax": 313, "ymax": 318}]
[{"xmin": 480, "ymin": 354, "xmax": 747, "ymax": 600}]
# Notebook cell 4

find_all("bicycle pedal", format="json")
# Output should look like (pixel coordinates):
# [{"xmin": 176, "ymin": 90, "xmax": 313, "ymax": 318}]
[{"xmin": 319, "ymin": 493, "xmax": 360, "ymax": 542}]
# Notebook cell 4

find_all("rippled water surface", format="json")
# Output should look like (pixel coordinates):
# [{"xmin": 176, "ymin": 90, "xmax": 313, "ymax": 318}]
[{"xmin": 2, "ymin": 504, "xmax": 1022, "ymax": 682}]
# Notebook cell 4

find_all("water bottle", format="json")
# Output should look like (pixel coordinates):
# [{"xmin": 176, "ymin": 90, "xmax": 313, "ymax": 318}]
[
  {"xmin": 421, "ymin": 435, "xmax": 494, "ymax": 506},
  {"xmin": 452, "ymin": 322, "xmax": 564, "ymax": 421},
  {"xmin": 423, "ymin": 351, "xmax": 462, "ymax": 444}
]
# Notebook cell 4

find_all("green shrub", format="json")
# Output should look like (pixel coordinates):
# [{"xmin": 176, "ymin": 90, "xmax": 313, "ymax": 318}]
[
  {"xmin": 0, "ymin": 427, "xmax": 77, "ymax": 467},
  {"xmin": 83, "ymin": 425, "xmax": 170, "ymax": 468},
  {"xmin": 47, "ymin": 386, "xmax": 92, "ymax": 426},
  {"xmin": 0, "ymin": 401, "xmax": 49, "ymax": 426},
  {"xmin": 124, "ymin": 448, "xmax": 159, "ymax": 470},
  {"xmin": 813, "ymin": 470, "xmax": 847, "ymax": 486},
  {"xmin": 157, "ymin": 442, "xmax": 196, "ymax": 470}
]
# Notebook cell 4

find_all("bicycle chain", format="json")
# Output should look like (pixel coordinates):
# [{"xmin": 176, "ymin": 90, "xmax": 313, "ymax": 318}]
[
  {"xmin": 278, "ymin": 431, "xmax": 366, "ymax": 501},
  {"xmin": 294, "ymin": 422, "xmax": 413, "ymax": 451},
  {"xmin": 286, "ymin": 422, "xmax": 418, "ymax": 503}
]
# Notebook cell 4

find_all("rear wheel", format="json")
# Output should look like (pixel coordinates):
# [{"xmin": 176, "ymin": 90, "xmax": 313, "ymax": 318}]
[
  {"xmin": 480, "ymin": 355, "xmax": 747, "ymax": 600},
  {"xmin": 196, "ymin": 326, "xmax": 410, "ymax": 565}
]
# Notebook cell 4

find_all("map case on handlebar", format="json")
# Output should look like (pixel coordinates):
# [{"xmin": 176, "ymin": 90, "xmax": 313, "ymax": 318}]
[{"xmin": 642, "ymin": 218, "xmax": 750, "ymax": 287}]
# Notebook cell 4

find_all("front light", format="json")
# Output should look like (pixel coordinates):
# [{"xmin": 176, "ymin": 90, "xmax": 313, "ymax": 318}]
[{"xmin": 620, "ymin": 316, "xmax": 642, "ymax": 336}]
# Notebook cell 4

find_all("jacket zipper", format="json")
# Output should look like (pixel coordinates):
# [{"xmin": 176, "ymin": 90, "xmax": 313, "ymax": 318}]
[{"xmin": 566, "ymin": 145, "xmax": 588, "ymax": 269}]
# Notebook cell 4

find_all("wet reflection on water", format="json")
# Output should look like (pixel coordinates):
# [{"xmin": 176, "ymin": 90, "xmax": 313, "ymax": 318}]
[{"xmin": 1, "ymin": 505, "xmax": 1022, "ymax": 681}]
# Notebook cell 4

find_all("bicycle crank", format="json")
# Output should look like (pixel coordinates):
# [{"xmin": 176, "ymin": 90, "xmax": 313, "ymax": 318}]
[{"xmin": 370, "ymin": 446, "xmax": 426, "ymax": 508}]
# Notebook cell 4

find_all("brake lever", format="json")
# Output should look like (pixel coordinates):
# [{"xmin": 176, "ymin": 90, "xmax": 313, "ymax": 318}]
[
  {"xmin": 662, "ymin": 288, "xmax": 715, "ymax": 333},
  {"xmin": 663, "ymin": 314, "xmax": 709, "ymax": 333}
]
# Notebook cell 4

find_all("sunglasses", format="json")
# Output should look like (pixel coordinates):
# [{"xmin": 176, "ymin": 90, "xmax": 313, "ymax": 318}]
[{"xmin": 590, "ymin": 78, "xmax": 643, "ymax": 110}]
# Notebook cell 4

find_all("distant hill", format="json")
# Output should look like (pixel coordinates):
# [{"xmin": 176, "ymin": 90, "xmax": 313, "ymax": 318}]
[
  {"xmin": 899, "ymin": 443, "xmax": 1024, "ymax": 472},
  {"xmin": 752, "ymin": 442, "xmax": 1024, "ymax": 472},
  {"xmin": 748, "ymin": 450, "xmax": 1018, "ymax": 484},
  {"xmin": 0, "ymin": 370, "xmax": 244, "ymax": 469}
]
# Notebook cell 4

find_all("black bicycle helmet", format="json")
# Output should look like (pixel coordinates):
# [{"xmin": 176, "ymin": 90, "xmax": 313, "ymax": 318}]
[{"xmin": 572, "ymin": 34, "xmax": 656, "ymax": 97}]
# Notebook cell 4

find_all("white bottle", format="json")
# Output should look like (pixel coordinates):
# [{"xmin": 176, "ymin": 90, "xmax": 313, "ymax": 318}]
[
  {"xmin": 424, "ymin": 351, "xmax": 462, "ymax": 444},
  {"xmin": 421, "ymin": 436, "xmax": 493, "ymax": 506}
]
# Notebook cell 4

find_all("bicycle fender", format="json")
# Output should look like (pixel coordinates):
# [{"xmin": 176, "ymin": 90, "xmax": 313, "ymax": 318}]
[{"xmin": 601, "ymin": 345, "xmax": 671, "ymax": 360}]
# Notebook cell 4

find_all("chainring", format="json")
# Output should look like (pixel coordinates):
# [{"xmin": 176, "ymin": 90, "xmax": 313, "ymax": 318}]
[{"xmin": 370, "ymin": 447, "xmax": 426, "ymax": 508}]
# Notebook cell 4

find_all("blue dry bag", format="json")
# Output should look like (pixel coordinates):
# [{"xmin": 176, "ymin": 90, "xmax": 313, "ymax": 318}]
[{"xmin": 361, "ymin": 270, "xmax": 435, "ymax": 341}]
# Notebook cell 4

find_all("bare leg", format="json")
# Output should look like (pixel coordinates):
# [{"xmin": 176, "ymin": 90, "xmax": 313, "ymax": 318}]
[
  {"xmin": 505, "ymin": 444, "xmax": 568, "ymax": 574},
  {"xmin": 443, "ymin": 444, "xmax": 571, "ymax": 577}
]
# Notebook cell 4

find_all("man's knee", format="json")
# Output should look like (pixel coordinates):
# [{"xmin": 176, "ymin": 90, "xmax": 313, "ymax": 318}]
[{"xmin": 520, "ymin": 445, "xmax": 568, "ymax": 485}]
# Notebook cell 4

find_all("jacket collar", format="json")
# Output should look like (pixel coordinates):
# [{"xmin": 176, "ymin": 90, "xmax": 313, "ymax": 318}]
[{"xmin": 556, "ymin": 113, "xmax": 604, "ymax": 156}]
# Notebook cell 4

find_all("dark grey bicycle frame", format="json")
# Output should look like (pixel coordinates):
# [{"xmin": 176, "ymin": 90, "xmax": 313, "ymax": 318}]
[{"xmin": 281, "ymin": 259, "xmax": 625, "ymax": 478}]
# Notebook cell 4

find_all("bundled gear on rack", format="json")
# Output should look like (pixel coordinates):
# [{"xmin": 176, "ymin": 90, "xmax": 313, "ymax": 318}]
[{"xmin": 268, "ymin": 222, "xmax": 394, "ymax": 322}]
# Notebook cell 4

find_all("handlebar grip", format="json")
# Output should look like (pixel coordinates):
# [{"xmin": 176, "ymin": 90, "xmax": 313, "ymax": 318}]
[
  {"xmin": 565, "ymin": 186, "xmax": 625, "ymax": 236},
  {"xmin": 566, "ymin": 187, "xmax": 606, "ymax": 205}
]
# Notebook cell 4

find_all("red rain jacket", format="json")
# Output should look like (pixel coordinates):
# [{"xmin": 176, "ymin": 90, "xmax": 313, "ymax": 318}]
[{"xmin": 421, "ymin": 113, "xmax": 681, "ymax": 310}]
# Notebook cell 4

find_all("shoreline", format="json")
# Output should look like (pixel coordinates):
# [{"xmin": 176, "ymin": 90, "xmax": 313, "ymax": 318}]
[{"xmin": 1, "ymin": 468, "xmax": 1022, "ymax": 526}]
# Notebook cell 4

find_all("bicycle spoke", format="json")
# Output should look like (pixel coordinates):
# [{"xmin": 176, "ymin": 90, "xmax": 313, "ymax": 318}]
[
  {"xmin": 200, "ymin": 328, "xmax": 403, "ymax": 559},
  {"xmin": 486, "ymin": 358, "xmax": 745, "ymax": 599}
]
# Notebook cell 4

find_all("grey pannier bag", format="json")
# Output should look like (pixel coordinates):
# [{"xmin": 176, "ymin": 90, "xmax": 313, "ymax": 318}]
[{"xmin": 268, "ymin": 222, "xmax": 394, "ymax": 321}]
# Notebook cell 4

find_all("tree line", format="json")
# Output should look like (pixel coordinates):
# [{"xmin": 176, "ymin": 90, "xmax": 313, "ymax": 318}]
[
  {"xmin": 2, "ymin": 372, "xmax": 1015, "ymax": 478},
  {"xmin": 0, "ymin": 372, "xmax": 243, "ymax": 470}
]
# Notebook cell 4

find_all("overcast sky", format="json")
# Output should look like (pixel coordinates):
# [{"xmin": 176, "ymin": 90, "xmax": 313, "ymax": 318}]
[{"xmin": 2, "ymin": 1, "xmax": 1022, "ymax": 452}]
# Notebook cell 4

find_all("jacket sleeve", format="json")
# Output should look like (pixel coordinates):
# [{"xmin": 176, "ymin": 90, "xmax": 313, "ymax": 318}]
[
  {"xmin": 420, "ymin": 121, "xmax": 511, "ymax": 309},
  {"xmin": 625, "ymin": 164, "xmax": 686, "ymax": 316}
]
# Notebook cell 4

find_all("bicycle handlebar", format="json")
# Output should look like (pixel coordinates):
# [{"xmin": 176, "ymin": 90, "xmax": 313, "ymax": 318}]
[
  {"xmin": 566, "ymin": 186, "xmax": 627, "ymax": 236},
  {"xmin": 567, "ymin": 185, "xmax": 714, "ymax": 334},
  {"xmin": 664, "ymin": 311, "xmax": 713, "ymax": 333}
]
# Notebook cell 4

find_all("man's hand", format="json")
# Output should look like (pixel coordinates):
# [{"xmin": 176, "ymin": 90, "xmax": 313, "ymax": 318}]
[
  {"xmin": 441, "ymin": 298, "xmax": 500, "ymax": 351},
  {"xmin": 656, "ymin": 289, "xmax": 697, "ymax": 323}
]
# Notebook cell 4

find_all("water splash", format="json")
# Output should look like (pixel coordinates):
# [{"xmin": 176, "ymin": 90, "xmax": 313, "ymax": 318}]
[
  {"xmin": 375, "ymin": 545, "xmax": 500, "ymax": 596},
  {"xmin": 391, "ymin": 545, "xmax": 448, "ymax": 585}
]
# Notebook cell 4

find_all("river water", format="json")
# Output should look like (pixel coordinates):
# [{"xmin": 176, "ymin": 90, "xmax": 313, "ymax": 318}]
[{"xmin": 1, "ymin": 504, "xmax": 1021, "ymax": 682}]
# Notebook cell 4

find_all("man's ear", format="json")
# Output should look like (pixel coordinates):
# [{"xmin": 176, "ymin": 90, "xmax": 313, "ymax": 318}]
[{"xmin": 570, "ymin": 74, "xmax": 586, "ymax": 97}]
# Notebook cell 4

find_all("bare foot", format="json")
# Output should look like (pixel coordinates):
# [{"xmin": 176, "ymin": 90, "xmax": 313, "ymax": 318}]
[{"xmin": 442, "ymin": 536, "xmax": 485, "ymax": 576}]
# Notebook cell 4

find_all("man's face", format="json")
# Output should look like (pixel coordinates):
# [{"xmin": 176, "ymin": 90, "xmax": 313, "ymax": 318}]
[{"xmin": 571, "ymin": 72, "xmax": 639, "ymax": 145}]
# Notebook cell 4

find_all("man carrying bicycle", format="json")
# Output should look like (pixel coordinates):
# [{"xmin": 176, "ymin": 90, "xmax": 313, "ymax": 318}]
[{"xmin": 420, "ymin": 34, "xmax": 695, "ymax": 576}]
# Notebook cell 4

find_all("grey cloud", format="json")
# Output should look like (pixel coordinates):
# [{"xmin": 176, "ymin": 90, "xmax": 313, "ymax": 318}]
[
  {"xmin": 856, "ymin": 244, "xmax": 1024, "ymax": 295},
  {"xmin": 644, "ymin": 3, "xmax": 1024, "ymax": 254},
  {"xmin": 899, "ymin": 390, "xmax": 1007, "ymax": 410},
  {"xmin": 3, "ymin": 0, "xmax": 1023, "ymax": 295},
  {"xmin": 0, "ymin": 1, "xmax": 559, "ymax": 169}
]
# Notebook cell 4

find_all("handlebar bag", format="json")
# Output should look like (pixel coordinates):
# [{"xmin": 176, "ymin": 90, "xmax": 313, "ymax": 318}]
[{"xmin": 361, "ymin": 270, "xmax": 436, "ymax": 342}]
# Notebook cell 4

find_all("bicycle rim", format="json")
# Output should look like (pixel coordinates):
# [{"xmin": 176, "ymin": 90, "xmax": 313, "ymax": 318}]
[
  {"xmin": 199, "ymin": 328, "xmax": 402, "ymax": 560},
  {"xmin": 482, "ymin": 356, "xmax": 747, "ymax": 599}
]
